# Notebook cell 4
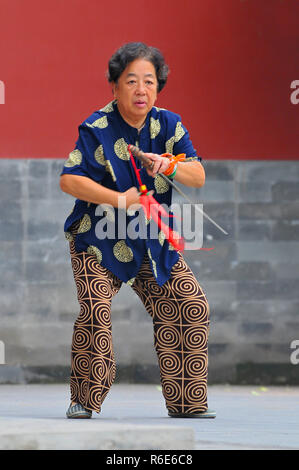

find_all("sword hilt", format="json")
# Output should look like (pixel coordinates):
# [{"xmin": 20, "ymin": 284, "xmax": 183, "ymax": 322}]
[{"xmin": 128, "ymin": 144, "xmax": 154, "ymax": 169}]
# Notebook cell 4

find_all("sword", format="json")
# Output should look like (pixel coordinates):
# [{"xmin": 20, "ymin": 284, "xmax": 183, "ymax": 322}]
[{"xmin": 128, "ymin": 144, "xmax": 228, "ymax": 236}]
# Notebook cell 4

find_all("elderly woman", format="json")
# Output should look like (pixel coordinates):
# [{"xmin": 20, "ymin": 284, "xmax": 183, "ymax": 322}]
[{"xmin": 60, "ymin": 42, "xmax": 215, "ymax": 419}]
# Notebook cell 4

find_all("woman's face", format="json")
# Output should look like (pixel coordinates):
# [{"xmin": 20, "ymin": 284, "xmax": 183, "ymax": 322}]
[{"xmin": 112, "ymin": 58, "xmax": 158, "ymax": 127}]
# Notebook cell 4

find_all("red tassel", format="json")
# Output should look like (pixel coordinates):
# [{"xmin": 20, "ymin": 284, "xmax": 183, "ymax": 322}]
[
  {"xmin": 139, "ymin": 194, "xmax": 184, "ymax": 251},
  {"xmin": 129, "ymin": 148, "xmax": 143, "ymax": 188},
  {"xmin": 139, "ymin": 194, "xmax": 151, "ymax": 219},
  {"xmin": 128, "ymin": 145, "xmax": 184, "ymax": 252}
]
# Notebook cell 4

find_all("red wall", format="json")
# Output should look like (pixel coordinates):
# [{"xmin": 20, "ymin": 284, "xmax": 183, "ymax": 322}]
[{"xmin": 0, "ymin": 0, "xmax": 298, "ymax": 159}]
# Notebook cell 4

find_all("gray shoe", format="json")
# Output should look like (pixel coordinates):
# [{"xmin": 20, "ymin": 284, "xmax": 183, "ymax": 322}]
[
  {"xmin": 66, "ymin": 403, "xmax": 92, "ymax": 419},
  {"xmin": 168, "ymin": 408, "xmax": 216, "ymax": 419}
]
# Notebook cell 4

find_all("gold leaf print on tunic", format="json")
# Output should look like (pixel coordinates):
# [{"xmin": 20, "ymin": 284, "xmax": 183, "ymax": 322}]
[
  {"xmin": 154, "ymin": 174, "xmax": 169, "ymax": 194},
  {"xmin": 147, "ymin": 248, "xmax": 158, "ymax": 277},
  {"xmin": 158, "ymin": 230, "xmax": 175, "ymax": 250},
  {"xmin": 113, "ymin": 240, "xmax": 133, "ymax": 263},
  {"xmin": 94, "ymin": 145, "xmax": 105, "ymax": 166},
  {"xmin": 78, "ymin": 214, "xmax": 91, "ymax": 233},
  {"xmin": 90, "ymin": 116, "xmax": 108, "ymax": 129},
  {"xmin": 64, "ymin": 231, "xmax": 74, "ymax": 241},
  {"xmin": 158, "ymin": 230, "xmax": 178, "ymax": 250},
  {"xmin": 126, "ymin": 277, "xmax": 136, "ymax": 286},
  {"xmin": 94, "ymin": 145, "xmax": 116, "ymax": 181},
  {"xmin": 174, "ymin": 121, "xmax": 185, "ymax": 142},
  {"xmin": 102, "ymin": 204, "xmax": 115, "ymax": 222},
  {"xmin": 150, "ymin": 117, "xmax": 161, "ymax": 139},
  {"xmin": 165, "ymin": 122, "xmax": 186, "ymax": 154},
  {"xmin": 100, "ymin": 101, "xmax": 114, "ymax": 113},
  {"xmin": 144, "ymin": 212, "xmax": 151, "ymax": 224},
  {"xmin": 64, "ymin": 149, "xmax": 82, "ymax": 167},
  {"xmin": 165, "ymin": 136, "xmax": 175, "ymax": 155},
  {"xmin": 87, "ymin": 245, "xmax": 103, "ymax": 264},
  {"xmin": 105, "ymin": 160, "xmax": 117, "ymax": 182},
  {"xmin": 158, "ymin": 230, "xmax": 165, "ymax": 246},
  {"xmin": 114, "ymin": 138, "xmax": 130, "ymax": 161}
]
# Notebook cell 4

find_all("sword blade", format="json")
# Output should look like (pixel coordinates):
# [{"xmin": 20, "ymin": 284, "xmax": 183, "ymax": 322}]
[
  {"xmin": 128, "ymin": 144, "xmax": 228, "ymax": 236},
  {"xmin": 159, "ymin": 173, "xmax": 228, "ymax": 235}
]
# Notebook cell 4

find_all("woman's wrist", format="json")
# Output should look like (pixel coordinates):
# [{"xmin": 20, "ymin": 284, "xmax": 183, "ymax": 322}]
[{"xmin": 167, "ymin": 163, "xmax": 178, "ymax": 180}]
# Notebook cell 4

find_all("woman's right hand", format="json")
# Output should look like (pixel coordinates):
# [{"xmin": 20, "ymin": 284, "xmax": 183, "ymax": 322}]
[{"xmin": 120, "ymin": 187, "xmax": 141, "ymax": 210}]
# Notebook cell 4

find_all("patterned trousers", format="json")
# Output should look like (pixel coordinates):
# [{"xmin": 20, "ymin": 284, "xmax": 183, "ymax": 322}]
[{"xmin": 69, "ymin": 239, "xmax": 210, "ymax": 414}]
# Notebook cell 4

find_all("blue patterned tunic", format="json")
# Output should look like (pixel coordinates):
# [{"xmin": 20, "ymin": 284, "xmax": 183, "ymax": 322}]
[{"xmin": 61, "ymin": 101, "xmax": 200, "ymax": 286}]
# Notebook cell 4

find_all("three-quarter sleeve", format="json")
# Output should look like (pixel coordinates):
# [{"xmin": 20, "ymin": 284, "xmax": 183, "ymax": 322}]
[
  {"xmin": 61, "ymin": 124, "xmax": 106, "ymax": 183},
  {"xmin": 172, "ymin": 121, "xmax": 201, "ymax": 162}
]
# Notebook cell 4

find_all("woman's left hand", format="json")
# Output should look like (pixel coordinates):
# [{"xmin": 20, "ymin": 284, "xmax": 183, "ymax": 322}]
[{"xmin": 143, "ymin": 153, "xmax": 170, "ymax": 177}]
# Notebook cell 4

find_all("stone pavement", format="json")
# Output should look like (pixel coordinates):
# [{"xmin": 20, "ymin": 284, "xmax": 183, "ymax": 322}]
[{"xmin": 0, "ymin": 383, "xmax": 298, "ymax": 450}]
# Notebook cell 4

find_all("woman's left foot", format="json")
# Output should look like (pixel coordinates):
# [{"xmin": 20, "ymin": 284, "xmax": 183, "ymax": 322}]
[
  {"xmin": 168, "ymin": 409, "xmax": 216, "ymax": 419},
  {"xmin": 66, "ymin": 403, "xmax": 92, "ymax": 419}
]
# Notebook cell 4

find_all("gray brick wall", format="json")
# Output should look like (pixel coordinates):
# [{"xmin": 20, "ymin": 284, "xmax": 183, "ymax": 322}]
[{"xmin": 0, "ymin": 159, "xmax": 299, "ymax": 385}]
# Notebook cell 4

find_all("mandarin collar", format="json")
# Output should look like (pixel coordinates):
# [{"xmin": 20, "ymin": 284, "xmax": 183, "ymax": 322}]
[{"xmin": 113, "ymin": 101, "xmax": 151, "ymax": 136}]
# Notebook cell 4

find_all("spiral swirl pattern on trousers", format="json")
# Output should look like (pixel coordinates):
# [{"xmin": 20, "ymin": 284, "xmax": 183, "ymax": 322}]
[
  {"xmin": 69, "ymin": 238, "xmax": 122, "ymax": 413},
  {"xmin": 68, "ymin": 232, "xmax": 209, "ymax": 414},
  {"xmin": 131, "ymin": 254, "xmax": 210, "ymax": 413}
]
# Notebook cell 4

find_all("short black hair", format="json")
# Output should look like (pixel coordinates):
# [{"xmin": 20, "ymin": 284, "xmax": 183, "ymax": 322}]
[{"xmin": 107, "ymin": 42, "xmax": 169, "ymax": 92}]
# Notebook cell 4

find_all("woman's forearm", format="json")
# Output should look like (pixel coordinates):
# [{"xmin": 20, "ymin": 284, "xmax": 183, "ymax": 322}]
[
  {"xmin": 173, "ymin": 161, "xmax": 205, "ymax": 187},
  {"xmin": 60, "ymin": 174, "xmax": 121, "ymax": 207},
  {"xmin": 60, "ymin": 174, "xmax": 141, "ymax": 209}
]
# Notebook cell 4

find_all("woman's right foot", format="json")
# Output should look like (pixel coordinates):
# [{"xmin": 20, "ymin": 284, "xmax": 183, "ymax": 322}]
[{"xmin": 66, "ymin": 402, "xmax": 92, "ymax": 419}]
